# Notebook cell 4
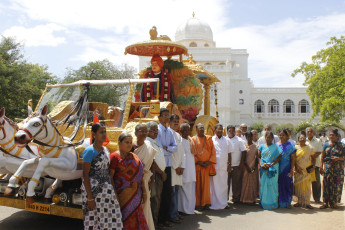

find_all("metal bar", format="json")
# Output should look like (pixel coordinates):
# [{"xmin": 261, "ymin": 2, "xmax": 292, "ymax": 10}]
[{"xmin": 46, "ymin": 78, "xmax": 160, "ymax": 88}]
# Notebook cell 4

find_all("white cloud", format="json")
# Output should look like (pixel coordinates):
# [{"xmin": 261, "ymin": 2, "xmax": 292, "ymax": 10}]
[
  {"xmin": 12, "ymin": 0, "xmax": 227, "ymax": 37},
  {"xmin": 215, "ymin": 13, "xmax": 345, "ymax": 87},
  {"xmin": 6, "ymin": 0, "xmax": 345, "ymax": 87},
  {"xmin": 3, "ymin": 23, "xmax": 67, "ymax": 47},
  {"xmin": 71, "ymin": 46, "xmax": 139, "ymax": 71}
]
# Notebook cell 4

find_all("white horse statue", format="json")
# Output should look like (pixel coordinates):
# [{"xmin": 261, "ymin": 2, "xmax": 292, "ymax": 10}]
[
  {"xmin": 0, "ymin": 107, "xmax": 39, "ymax": 179},
  {"xmin": 13, "ymin": 105, "xmax": 84, "ymax": 204}
]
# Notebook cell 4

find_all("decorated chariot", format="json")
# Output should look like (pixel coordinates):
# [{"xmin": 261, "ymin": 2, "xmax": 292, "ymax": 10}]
[{"xmin": 0, "ymin": 27, "xmax": 220, "ymax": 219}]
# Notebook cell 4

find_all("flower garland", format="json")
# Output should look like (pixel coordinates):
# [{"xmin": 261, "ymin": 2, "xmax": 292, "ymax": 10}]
[
  {"xmin": 143, "ymin": 71, "xmax": 171, "ymax": 102},
  {"xmin": 214, "ymin": 83, "xmax": 219, "ymax": 121}
]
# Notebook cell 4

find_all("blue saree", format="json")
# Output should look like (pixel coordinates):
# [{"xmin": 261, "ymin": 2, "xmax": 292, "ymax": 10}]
[
  {"xmin": 259, "ymin": 144, "xmax": 282, "ymax": 209},
  {"xmin": 278, "ymin": 142, "xmax": 296, "ymax": 208}
]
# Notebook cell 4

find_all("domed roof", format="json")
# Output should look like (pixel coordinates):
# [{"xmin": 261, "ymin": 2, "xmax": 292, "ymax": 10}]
[{"xmin": 175, "ymin": 14, "xmax": 213, "ymax": 42}]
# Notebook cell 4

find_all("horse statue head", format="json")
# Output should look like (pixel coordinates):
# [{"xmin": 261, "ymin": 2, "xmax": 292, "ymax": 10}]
[
  {"xmin": 0, "ymin": 107, "xmax": 19, "ymax": 145},
  {"xmin": 15, "ymin": 105, "xmax": 50, "ymax": 148},
  {"xmin": 0, "ymin": 107, "xmax": 37, "ymax": 176}
]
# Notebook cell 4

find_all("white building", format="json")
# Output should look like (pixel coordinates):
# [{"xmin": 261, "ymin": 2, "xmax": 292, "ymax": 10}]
[{"xmin": 139, "ymin": 15, "xmax": 319, "ymax": 128}]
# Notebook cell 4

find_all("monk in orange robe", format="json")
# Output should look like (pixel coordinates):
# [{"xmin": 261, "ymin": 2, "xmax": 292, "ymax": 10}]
[{"xmin": 191, "ymin": 123, "xmax": 217, "ymax": 210}]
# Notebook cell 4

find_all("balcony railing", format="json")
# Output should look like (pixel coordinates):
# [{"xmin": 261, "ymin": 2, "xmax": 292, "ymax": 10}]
[{"xmin": 254, "ymin": 112, "xmax": 311, "ymax": 118}]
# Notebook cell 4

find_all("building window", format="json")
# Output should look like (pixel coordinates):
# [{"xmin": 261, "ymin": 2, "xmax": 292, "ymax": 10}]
[
  {"xmin": 299, "ymin": 99, "xmax": 310, "ymax": 113},
  {"xmin": 254, "ymin": 100, "xmax": 265, "ymax": 113},
  {"xmin": 204, "ymin": 43, "xmax": 209, "ymax": 47},
  {"xmin": 239, "ymin": 99, "xmax": 244, "ymax": 105},
  {"xmin": 219, "ymin": 62, "xmax": 226, "ymax": 65},
  {"xmin": 239, "ymin": 90, "xmax": 243, "ymax": 94},
  {"xmin": 268, "ymin": 99, "xmax": 279, "ymax": 113},
  {"xmin": 189, "ymin": 42, "xmax": 197, "ymax": 47},
  {"xmin": 204, "ymin": 62, "xmax": 211, "ymax": 65},
  {"xmin": 283, "ymin": 99, "xmax": 295, "ymax": 113}
]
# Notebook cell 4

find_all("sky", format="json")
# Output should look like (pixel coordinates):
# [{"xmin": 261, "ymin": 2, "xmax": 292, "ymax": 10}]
[{"xmin": 1, "ymin": 0, "xmax": 345, "ymax": 87}]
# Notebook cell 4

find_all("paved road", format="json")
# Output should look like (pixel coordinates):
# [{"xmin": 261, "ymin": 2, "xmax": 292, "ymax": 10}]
[{"xmin": 0, "ymin": 192, "xmax": 344, "ymax": 230}]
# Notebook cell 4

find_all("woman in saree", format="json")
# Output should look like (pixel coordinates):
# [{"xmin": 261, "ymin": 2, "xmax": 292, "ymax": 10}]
[
  {"xmin": 294, "ymin": 132, "xmax": 315, "ymax": 209},
  {"xmin": 110, "ymin": 133, "xmax": 149, "ymax": 230},
  {"xmin": 277, "ymin": 129, "xmax": 296, "ymax": 208},
  {"xmin": 320, "ymin": 129, "xmax": 345, "ymax": 209},
  {"xmin": 82, "ymin": 123, "xmax": 123, "ymax": 230},
  {"xmin": 134, "ymin": 123, "xmax": 157, "ymax": 230},
  {"xmin": 240, "ymin": 131, "xmax": 259, "ymax": 204},
  {"xmin": 258, "ymin": 131, "xmax": 282, "ymax": 209}
]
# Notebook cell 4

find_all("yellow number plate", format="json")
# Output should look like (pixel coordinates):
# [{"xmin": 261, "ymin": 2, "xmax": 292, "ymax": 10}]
[{"xmin": 25, "ymin": 202, "xmax": 51, "ymax": 214}]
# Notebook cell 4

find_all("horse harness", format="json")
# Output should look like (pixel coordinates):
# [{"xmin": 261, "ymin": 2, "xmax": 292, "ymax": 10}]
[
  {"xmin": 19, "ymin": 116, "xmax": 83, "ymax": 159},
  {"xmin": 0, "ymin": 120, "xmax": 7, "ymax": 141},
  {"xmin": 0, "ymin": 120, "xmax": 27, "ymax": 160}
]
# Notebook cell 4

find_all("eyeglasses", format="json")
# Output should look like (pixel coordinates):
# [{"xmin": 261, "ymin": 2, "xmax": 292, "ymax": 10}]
[{"xmin": 160, "ymin": 114, "xmax": 169, "ymax": 117}]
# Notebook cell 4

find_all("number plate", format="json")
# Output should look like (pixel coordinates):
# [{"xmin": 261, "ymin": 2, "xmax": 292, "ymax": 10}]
[{"xmin": 25, "ymin": 202, "xmax": 51, "ymax": 214}]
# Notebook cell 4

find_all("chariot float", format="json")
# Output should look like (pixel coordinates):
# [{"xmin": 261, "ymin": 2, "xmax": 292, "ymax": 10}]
[{"xmin": 0, "ymin": 27, "xmax": 220, "ymax": 219}]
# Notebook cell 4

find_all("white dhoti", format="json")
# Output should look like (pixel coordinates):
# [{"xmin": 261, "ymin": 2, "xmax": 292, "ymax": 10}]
[
  {"xmin": 178, "ymin": 181, "xmax": 196, "ymax": 214},
  {"xmin": 210, "ymin": 169, "xmax": 228, "ymax": 209},
  {"xmin": 211, "ymin": 135, "xmax": 234, "ymax": 208},
  {"xmin": 170, "ymin": 130, "xmax": 185, "ymax": 186},
  {"xmin": 134, "ymin": 141, "xmax": 157, "ymax": 230},
  {"xmin": 142, "ymin": 171, "xmax": 155, "ymax": 230}
]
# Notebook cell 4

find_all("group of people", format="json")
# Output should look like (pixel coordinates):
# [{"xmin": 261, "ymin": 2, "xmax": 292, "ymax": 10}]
[{"xmin": 81, "ymin": 109, "xmax": 345, "ymax": 230}]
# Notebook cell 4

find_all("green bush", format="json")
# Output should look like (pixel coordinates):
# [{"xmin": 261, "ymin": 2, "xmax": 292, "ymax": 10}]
[{"xmin": 250, "ymin": 122, "xmax": 264, "ymax": 132}]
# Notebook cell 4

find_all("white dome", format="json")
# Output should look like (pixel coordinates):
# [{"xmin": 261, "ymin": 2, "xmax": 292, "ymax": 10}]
[{"xmin": 175, "ymin": 15, "xmax": 213, "ymax": 42}]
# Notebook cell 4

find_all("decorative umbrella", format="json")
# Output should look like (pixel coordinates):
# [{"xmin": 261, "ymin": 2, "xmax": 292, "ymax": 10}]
[{"xmin": 125, "ymin": 40, "xmax": 188, "ymax": 57}]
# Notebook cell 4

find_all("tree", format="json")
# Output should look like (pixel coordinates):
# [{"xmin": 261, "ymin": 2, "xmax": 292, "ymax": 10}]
[
  {"xmin": 273, "ymin": 124, "xmax": 294, "ymax": 134},
  {"xmin": 250, "ymin": 122, "xmax": 264, "ymax": 133},
  {"xmin": 0, "ymin": 36, "xmax": 57, "ymax": 119},
  {"xmin": 63, "ymin": 60, "xmax": 136, "ymax": 107},
  {"xmin": 292, "ymin": 36, "xmax": 345, "ymax": 122}
]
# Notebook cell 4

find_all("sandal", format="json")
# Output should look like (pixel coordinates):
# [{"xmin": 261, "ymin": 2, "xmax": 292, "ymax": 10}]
[
  {"xmin": 320, "ymin": 204, "xmax": 329, "ymax": 209},
  {"xmin": 306, "ymin": 205, "xmax": 314, "ymax": 209},
  {"xmin": 163, "ymin": 221, "xmax": 174, "ymax": 227},
  {"xmin": 287, "ymin": 205, "xmax": 293, "ymax": 209},
  {"xmin": 157, "ymin": 223, "xmax": 166, "ymax": 229},
  {"xmin": 170, "ymin": 218, "xmax": 181, "ymax": 224},
  {"xmin": 293, "ymin": 203, "xmax": 301, "ymax": 207}
]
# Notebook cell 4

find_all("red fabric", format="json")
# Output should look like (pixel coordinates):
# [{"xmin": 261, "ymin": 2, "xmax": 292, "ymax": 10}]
[
  {"xmin": 110, "ymin": 152, "xmax": 148, "ymax": 230},
  {"xmin": 90, "ymin": 111, "xmax": 110, "ymax": 146},
  {"xmin": 151, "ymin": 54, "xmax": 164, "ymax": 69},
  {"xmin": 109, "ymin": 152, "xmax": 120, "ymax": 170}
]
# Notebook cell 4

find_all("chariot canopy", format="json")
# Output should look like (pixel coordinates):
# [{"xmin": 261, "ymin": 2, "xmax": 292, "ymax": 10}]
[{"xmin": 125, "ymin": 40, "xmax": 188, "ymax": 57}]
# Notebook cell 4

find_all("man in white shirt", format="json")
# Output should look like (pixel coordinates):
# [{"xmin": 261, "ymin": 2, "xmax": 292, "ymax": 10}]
[
  {"xmin": 240, "ymin": 123, "xmax": 248, "ymax": 143},
  {"xmin": 287, "ymin": 128, "xmax": 296, "ymax": 145},
  {"xmin": 257, "ymin": 125, "xmax": 279, "ymax": 145},
  {"xmin": 168, "ymin": 114, "xmax": 186, "ymax": 222},
  {"xmin": 251, "ymin": 130, "xmax": 258, "ymax": 146},
  {"xmin": 210, "ymin": 124, "xmax": 233, "ymax": 210},
  {"xmin": 178, "ymin": 123, "xmax": 196, "ymax": 215},
  {"xmin": 320, "ymin": 132, "xmax": 329, "ymax": 144},
  {"xmin": 226, "ymin": 125, "xmax": 247, "ymax": 203},
  {"xmin": 306, "ymin": 127, "xmax": 323, "ymax": 203},
  {"xmin": 146, "ymin": 121, "xmax": 167, "ymax": 229}
]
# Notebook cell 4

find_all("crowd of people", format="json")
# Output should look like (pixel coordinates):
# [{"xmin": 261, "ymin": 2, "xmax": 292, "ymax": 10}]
[{"xmin": 81, "ymin": 108, "xmax": 345, "ymax": 230}]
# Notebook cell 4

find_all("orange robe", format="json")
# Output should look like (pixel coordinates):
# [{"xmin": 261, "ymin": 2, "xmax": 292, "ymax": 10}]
[{"xmin": 191, "ymin": 135, "xmax": 217, "ymax": 207}]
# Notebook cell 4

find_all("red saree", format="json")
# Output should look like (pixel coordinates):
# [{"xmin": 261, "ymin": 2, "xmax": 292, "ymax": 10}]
[{"xmin": 110, "ymin": 152, "xmax": 148, "ymax": 230}]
